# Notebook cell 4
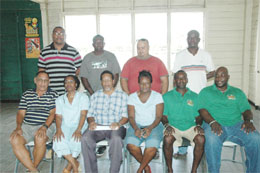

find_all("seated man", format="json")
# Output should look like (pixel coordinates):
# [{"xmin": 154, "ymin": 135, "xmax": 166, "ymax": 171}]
[
  {"xmin": 198, "ymin": 66, "xmax": 260, "ymax": 173},
  {"xmin": 162, "ymin": 70, "xmax": 205, "ymax": 173},
  {"xmin": 81, "ymin": 70, "xmax": 128, "ymax": 173},
  {"xmin": 9, "ymin": 71, "xmax": 58, "ymax": 172}
]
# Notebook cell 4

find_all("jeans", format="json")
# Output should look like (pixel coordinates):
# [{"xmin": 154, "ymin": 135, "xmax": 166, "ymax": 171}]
[{"xmin": 203, "ymin": 121, "xmax": 260, "ymax": 173}]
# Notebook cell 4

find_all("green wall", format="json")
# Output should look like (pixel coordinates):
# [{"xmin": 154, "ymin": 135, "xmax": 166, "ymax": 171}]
[{"xmin": 1, "ymin": 0, "xmax": 43, "ymax": 100}]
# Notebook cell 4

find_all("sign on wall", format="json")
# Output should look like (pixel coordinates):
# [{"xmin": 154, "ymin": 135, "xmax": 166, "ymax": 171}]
[{"xmin": 24, "ymin": 17, "xmax": 40, "ymax": 58}]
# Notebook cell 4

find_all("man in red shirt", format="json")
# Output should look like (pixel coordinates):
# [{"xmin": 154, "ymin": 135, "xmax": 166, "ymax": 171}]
[{"xmin": 121, "ymin": 38, "xmax": 169, "ymax": 95}]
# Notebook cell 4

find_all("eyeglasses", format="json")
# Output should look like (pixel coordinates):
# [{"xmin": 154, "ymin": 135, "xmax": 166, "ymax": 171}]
[
  {"xmin": 36, "ymin": 78, "xmax": 49, "ymax": 83},
  {"xmin": 54, "ymin": 32, "xmax": 65, "ymax": 36},
  {"xmin": 65, "ymin": 80, "xmax": 75, "ymax": 84}
]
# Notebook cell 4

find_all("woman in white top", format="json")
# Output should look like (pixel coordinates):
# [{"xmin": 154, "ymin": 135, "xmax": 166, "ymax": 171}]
[
  {"xmin": 125, "ymin": 70, "xmax": 164, "ymax": 173},
  {"xmin": 53, "ymin": 75, "xmax": 89, "ymax": 173}
]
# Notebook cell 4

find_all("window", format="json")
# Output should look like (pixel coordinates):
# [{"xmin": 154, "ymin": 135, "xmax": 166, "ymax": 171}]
[
  {"xmin": 135, "ymin": 13, "xmax": 167, "ymax": 65},
  {"xmin": 65, "ymin": 15, "xmax": 96, "ymax": 57},
  {"xmin": 100, "ymin": 14, "xmax": 132, "ymax": 67}
]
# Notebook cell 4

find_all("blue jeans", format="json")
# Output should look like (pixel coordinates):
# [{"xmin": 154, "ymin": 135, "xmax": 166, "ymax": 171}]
[{"xmin": 203, "ymin": 121, "xmax": 260, "ymax": 173}]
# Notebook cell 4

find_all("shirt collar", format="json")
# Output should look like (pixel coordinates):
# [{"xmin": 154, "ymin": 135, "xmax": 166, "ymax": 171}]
[
  {"xmin": 173, "ymin": 87, "xmax": 191, "ymax": 97},
  {"xmin": 50, "ymin": 42, "xmax": 68, "ymax": 50},
  {"xmin": 212, "ymin": 84, "xmax": 230, "ymax": 93}
]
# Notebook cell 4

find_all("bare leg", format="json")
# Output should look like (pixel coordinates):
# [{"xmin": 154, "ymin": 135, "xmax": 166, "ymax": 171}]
[
  {"xmin": 127, "ymin": 144, "xmax": 151, "ymax": 173},
  {"xmin": 137, "ymin": 147, "xmax": 157, "ymax": 173},
  {"xmin": 163, "ymin": 135, "xmax": 175, "ymax": 173},
  {"xmin": 33, "ymin": 136, "xmax": 48, "ymax": 167},
  {"xmin": 10, "ymin": 135, "xmax": 38, "ymax": 171},
  {"xmin": 64, "ymin": 154, "xmax": 79, "ymax": 173},
  {"xmin": 191, "ymin": 135, "xmax": 205, "ymax": 173},
  {"xmin": 64, "ymin": 162, "xmax": 73, "ymax": 172}
]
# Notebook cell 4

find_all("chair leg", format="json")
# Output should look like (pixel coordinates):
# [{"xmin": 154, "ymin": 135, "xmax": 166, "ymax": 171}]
[
  {"xmin": 232, "ymin": 145, "xmax": 237, "ymax": 161},
  {"xmin": 122, "ymin": 148, "xmax": 126, "ymax": 173},
  {"xmin": 126, "ymin": 150, "xmax": 130, "ymax": 173},
  {"xmin": 240, "ymin": 146, "xmax": 246, "ymax": 172},
  {"xmin": 14, "ymin": 159, "xmax": 19, "ymax": 173},
  {"xmin": 50, "ymin": 148, "xmax": 54, "ymax": 173}
]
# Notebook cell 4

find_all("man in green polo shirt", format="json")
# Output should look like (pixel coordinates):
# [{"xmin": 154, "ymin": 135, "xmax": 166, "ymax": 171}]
[
  {"xmin": 162, "ymin": 70, "xmax": 205, "ymax": 173},
  {"xmin": 198, "ymin": 66, "xmax": 260, "ymax": 173}
]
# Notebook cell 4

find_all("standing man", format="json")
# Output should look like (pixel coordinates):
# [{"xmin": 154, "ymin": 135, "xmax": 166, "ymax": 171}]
[
  {"xmin": 79, "ymin": 34, "xmax": 121, "ymax": 156},
  {"xmin": 10, "ymin": 71, "xmax": 58, "ymax": 172},
  {"xmin": 81, "ymin": 70, "xmax": 128, "ymax": 173},
  {"xmin": 80, "ymin": 34, "xmax": 121, "ymax": 95},
  {"xmin": 198, "ymin": 67, "xmax": 260, "ymax": 173},
  {"xmin": 121, "ymin": 38, "xmax": 169, "ymax": 95},
  {"xmin": 162, "ymin": 70, "xmax": 205, "ymax": 173},
  {"xmin": 38, "ymin": 26, "xmax": 82, "ymax": 96},
  {"xmin": 172, "ymin": 30, "xmax": 215, "ymax": 158}
]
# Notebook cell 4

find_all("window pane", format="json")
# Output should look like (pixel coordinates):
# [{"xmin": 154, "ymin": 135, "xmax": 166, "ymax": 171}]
[
  {"xmin": 65, "ymin": 15, "xmax": 96, "ymax": 57},
  {"xmin": 135, "ymin": 13, "xmax": 167, "ymax": 65},
  {"xmin": 171, "ymin": 12, "xmax": 204, "ymax": 69},
  {"xmin": 100, "ymin": 14, "xmax": 132, "ymax": 67}
]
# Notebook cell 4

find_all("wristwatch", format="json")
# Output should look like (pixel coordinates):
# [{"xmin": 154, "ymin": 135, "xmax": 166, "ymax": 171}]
[{"xmin": 42, "ymin": 123, "xmax": 49, "ymax": 129}]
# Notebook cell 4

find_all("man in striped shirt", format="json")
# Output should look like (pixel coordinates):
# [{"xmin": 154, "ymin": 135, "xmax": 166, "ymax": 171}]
[
  {"xmin": 38, "ymin": 26, "xmax": 82, "ymax": 95},
  {"xmin": 10, "ymin": 71, "xmax": 58, "ymax": 172}
]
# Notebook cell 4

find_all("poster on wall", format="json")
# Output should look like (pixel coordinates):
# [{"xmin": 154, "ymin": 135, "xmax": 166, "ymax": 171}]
[
  {"xmin": 25, "ymin": 38, "xmax": 40, "ymax": 58},
  {"xmin": 24, "ymin": 17, "xmax": 40, "ymax": 58}
]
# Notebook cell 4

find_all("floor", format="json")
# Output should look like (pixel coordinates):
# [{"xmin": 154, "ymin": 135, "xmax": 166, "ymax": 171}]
[{"xmin": 0, "ymin": 102, "xmax": 259, "ymax": 173}]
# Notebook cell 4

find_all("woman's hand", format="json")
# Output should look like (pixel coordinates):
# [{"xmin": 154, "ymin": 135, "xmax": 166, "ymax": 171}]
[
  {"xmin": 135, "ymin": 128, "xmax": 142, "ymax": 138},
  {"xmin": 72, "ymin": 129, "xmax": 82, "ymax": 142},
  {"xmin": 142, "ymin": 127, "xmax": 152, "ymax": 138},
  {"xmin": 53, "ymin": 128, "xmax": 64, "ymax": 142}
]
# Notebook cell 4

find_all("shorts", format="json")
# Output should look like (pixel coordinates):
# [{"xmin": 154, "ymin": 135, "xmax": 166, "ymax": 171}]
[
  {"xmin": 21, "ymin": 123, "xmax": 56, "ymax": 143},
  {"xmin": 164, "ymin": 125, "xmax": 199, "ymax": 147},
  {"xmin": 125, "ymin": 123, "xmax": 163, "ymax": 149}
]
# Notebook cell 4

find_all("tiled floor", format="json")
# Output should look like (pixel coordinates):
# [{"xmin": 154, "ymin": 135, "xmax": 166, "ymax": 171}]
[{"xmin": 0, "ymin": 102, "xmax": 259, "ymax": 173}]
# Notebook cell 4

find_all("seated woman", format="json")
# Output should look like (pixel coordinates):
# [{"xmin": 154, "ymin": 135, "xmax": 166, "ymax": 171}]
[
  {"xmin": 125, "ymin": 70, "xmax": 164, "ymax": 173},
  {"xmin": 53, "ymin": 75, "xmax": 89, "ymax": 173}
]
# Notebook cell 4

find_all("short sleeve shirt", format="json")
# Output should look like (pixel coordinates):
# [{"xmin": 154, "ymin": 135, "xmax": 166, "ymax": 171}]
[
  {"xmin": 79, "ymin": 50, "xmax": 121, "ymax": 92},
  {"xmin": 198, "ymin": 84, "xmax": 251, "ymax": 126},
  {"xmin": 163, "ymin": 88, "xmax": 199, "ymax": 131},
  {"xmin": 172, "ymin": 49, "xmax": 215, "ymax": 94},
  {"xmin": 87, "ymin": 90, "xmax": 128, "ymax": 125},
  {"xmin": 128, "ymin": 91, "xmax": 164, "ymax": 126},
  {"xmin": 121, "ymin": 56, "xmax": 168, "ymax": 94},
  {"xmin": 56, "ymin": 92, "xmax": 90, "ymax": 127},
  {"xmin": 19, "ymin": 89, "xmax": 58, "ymax": 125}
]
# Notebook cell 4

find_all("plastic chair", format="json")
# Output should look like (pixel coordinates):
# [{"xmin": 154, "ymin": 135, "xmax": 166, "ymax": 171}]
[
  {"xmin": 14, "ymin": 141, "xmax": 54, "ymax": 173},
  {"xmin": 221, "ymin": 141, "xmax": 246, "ymax": 172}
]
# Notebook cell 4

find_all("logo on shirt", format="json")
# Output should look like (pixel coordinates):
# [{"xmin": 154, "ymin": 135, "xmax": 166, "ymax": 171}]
[
  {"xmin": 92, "ymin": 60, "xmax": 107, "ymax": 69},
  {"xmin": 227, "ymin": 94, "xmax": 236, "ymax": 100},
  {"xmin": 187, "ymin": 99, "xmax": 194, "ymax": 106}
]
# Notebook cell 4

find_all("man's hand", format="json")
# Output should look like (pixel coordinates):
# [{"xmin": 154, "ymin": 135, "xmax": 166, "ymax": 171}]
[
  {"xmin": 72, "ymin": 129, "xmax": 82, "ymax": 142},
  {"xmin": 164, "ymin": 126, "xmax": 175, "ymax": 136},
  {"xmin": 194, "ymin": 126, "xmax": 204, "ymax": 135},
  {"xmin": 110, "ymin": 122, "xmax": 120, "ymax": 130},
  {"xmin": 135, "ymin": 128, "xmax": 142, "ymax": 138},
  {"xmin": 89, "ymin": 122, "xmax": 97, "ymax": 131},
  {"xmin": 53, "ymin": 128, "xmax": 64, "ymax": 142},
  {"xmin": 10, "ymin": 128, "xmax": 23, "ymax": 141},
  {"xmin": 142, "ymin": 127, "xmax": 152, "ymax": 138},
  {"xmin": 241, "ymin": 121, "xmax": 256, "ymax": 134},
  {"xmin": 210, "ymin": 122, "xmax": 223, "ymax": 136},
  {"xmin": 35, "ymin": 126, "xmax": 47, "ymax": 138}
]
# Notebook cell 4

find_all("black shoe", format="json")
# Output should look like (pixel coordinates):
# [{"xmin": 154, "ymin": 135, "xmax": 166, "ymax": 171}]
[{"xmin": 96, "ymin": 146, "xmax": 107, "ymax": 157}]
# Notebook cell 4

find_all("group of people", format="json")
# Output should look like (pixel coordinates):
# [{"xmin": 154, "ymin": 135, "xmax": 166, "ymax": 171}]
[{"xmin": 9, "ymin": 26, "xmax": 260, "ymax": 173}]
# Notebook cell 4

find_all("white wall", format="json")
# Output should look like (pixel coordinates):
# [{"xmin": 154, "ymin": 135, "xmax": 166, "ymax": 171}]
[{"xmin": 33, "ymin": 0, "xmax": 260, "ymax": 105}]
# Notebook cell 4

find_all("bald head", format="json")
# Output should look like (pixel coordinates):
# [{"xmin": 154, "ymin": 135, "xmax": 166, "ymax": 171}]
[{"xmin": 215, "ymin": 66, "xmax": 230, "ymax": 90}]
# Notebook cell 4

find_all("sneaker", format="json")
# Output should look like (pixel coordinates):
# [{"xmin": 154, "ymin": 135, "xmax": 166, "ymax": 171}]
[
  {"xmin": 153, "ymin": 151, "xmax": 160, "ymax": 159},
  {"xmin": 96, "ymin": 146, "xmax": 107, "ymax": 157},
  {"xmin": 173, "ymin": 152, "xmax": 187, "ymax": 159}
]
